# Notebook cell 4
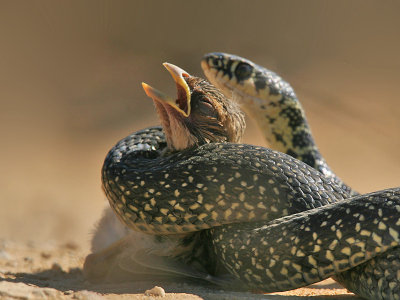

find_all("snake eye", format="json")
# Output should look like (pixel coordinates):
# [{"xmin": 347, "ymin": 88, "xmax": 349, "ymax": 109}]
[
  {"xmin": 212, "ymin": 57, "xmax": 220, "ymax": 67},
  {"xmin": 235, "ymin": 63, "xmax": 253, "ymax": 81}
]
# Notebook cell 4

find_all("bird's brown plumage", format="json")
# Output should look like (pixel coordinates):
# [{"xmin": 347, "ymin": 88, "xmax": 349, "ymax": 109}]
[
  {"xmin": 143, "ymin": 63, "xmax": 245, "ymax": 151},
  {"xmin": 179, "ymin": 76, "xmax": 245, "ymax": 147}
]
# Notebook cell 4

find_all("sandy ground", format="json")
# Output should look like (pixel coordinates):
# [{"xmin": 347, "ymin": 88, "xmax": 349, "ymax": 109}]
[{"xmin": 0, "ymin": 240, "xmax": 361, "ymax": 300}]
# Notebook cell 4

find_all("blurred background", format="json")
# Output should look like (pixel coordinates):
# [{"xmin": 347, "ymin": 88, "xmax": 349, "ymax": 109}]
[{"xmin": 0, "ymin": 1, "xmax": 399, "ymax": 248}]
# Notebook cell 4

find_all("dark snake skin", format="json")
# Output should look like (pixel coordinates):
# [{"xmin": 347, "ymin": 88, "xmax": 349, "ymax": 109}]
[{"xmin": 103, "ymin": 126, "xmax": 400, "ymax": 299}]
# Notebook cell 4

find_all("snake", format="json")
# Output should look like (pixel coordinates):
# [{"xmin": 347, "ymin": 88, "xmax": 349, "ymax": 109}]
[
  {"xmin": 99, "ymin": 57, "xmax": 400, "ymax": 299},
  {"xmin": 201, "ymin": 53, "xmax": 400, "ymax": 298}
]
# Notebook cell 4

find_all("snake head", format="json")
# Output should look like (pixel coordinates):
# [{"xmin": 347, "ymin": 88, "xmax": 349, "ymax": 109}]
[
  {"xmin": 142, "ymin": 63, "xmax": 245, "ymax": 151},
  {"xmin": 202, "ymin": 53, "xmax": 297, "ymax": 103}
]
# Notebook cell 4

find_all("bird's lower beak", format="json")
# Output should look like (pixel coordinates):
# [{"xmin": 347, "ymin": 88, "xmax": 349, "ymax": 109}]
[{"xmin": 142, "ymin": 63, "xmax": 191, "ymax": 117}]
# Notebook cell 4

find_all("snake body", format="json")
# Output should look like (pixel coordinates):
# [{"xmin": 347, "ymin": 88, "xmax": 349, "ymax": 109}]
[
  {"xmin": 102, "ymin": 55, "xmax": 400, "ymax": 299},
  {"xmin": 201, "ymin": 53, "xmax": 400, "ymax": 298},
  {"xmin": 201, "ymin": 53, "xmax": 355, "ymax": 196},
  {"xmin": 200, "ymin": 53, "xmax": 400, "ymax": 298},
  {"xmin": 104, "ymin": 127, "xmax": 349, "ymax": 235}
]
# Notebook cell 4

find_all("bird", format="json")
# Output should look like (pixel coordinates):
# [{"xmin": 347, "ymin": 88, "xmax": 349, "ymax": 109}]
[
  {"xmin": 84, "ymin": 63, "xmax": 245, "ymax": 284},
  {"xmin": 142, "ymin": 63, "xmax": 245, "ymax": 151},
  {"xmin": 89, "ymin": 60, "xmax": 400, "ymax": 299}
]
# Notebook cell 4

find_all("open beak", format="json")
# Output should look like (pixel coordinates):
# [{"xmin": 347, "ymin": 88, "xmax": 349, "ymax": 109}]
[{"xmin": 142, "ymin": 63, "xmax": 191, "ymax": 117}]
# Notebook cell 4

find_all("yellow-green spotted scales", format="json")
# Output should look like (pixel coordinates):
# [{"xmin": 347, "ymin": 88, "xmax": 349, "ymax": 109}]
[
  {"xmin": 201, "ymin": 53, "xmax": 400, "ymax": 298},
  {"xmin": 202, "ymin": 53, "xmax": 355, "ymax": 196},
  {"xmin": 102, "ymin": 57, "xmax": 400, "ymax": 299}
]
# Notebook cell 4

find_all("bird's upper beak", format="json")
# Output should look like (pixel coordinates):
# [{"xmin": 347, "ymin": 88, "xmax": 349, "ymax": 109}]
[{"xmin": 142, "ymin": 63, "xmax": 191, "ymax": 117}]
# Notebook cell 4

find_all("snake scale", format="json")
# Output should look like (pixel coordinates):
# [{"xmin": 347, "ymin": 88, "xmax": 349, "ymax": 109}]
[{"xmin": 101, "ymin": 54, "xmax": 400, "ymax": 299}]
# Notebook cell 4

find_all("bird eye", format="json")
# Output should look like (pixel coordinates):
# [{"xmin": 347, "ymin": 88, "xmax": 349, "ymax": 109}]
[
  {"xmin": 235, "ymin": 63, "xmax": 253, "ymax": 81},
  {"xmin": 197, "ymin": 99, "xmax": 216, "ymax": 116}
]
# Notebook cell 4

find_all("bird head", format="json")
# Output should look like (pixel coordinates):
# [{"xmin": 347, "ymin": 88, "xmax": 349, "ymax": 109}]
[{"xmin": 142, "ymin": 63, "xmax": 245, "ymax": 151}]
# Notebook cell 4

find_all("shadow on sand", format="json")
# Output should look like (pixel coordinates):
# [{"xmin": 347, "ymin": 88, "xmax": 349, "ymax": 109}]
[{"xmin": 2, "ymin": 266, "xmax": 361, "ymax": 300}]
